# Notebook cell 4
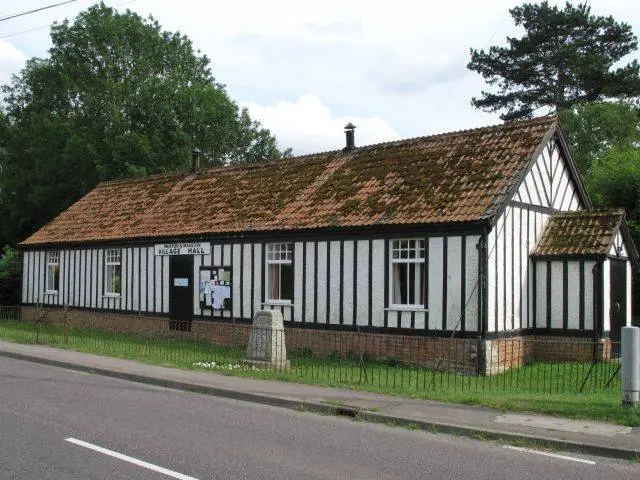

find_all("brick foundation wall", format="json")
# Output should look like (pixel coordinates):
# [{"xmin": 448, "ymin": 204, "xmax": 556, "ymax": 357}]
[
  {"xmin": 529, "ymin": 335, "xmax": 613, "ymax": 362},
  {"xmin": 18, "ymin": 307, "xmax": 615, "ymax": 375},
  {"xmin": 283, "ymin": 328, "xmax": 480, "ymax": 374},
  {"xmin": 192, "ymin": 320, "xmax": 480, "ymax": 374},
  {"xmin": 21, "ymin": 306, "xmax": 169, "ymax": 335}
]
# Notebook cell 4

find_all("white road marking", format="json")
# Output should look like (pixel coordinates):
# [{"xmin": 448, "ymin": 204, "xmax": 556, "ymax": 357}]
[
  {"xmin": 503, "ymin": 445, "xmax": 596, "ymax": 465},
  {"xmin": 65, "ymin": 437, "xmax": 200, "ymax": 480}
]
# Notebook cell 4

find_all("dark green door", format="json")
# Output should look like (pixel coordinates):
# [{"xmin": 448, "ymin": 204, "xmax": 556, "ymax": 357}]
[
  {"xmin": 169, "ymin": 255, "xmax": 193, "ymax": 331},
  {"xmin": 609, "ymin": 259, "xmax": 627, "ymax": 353}
]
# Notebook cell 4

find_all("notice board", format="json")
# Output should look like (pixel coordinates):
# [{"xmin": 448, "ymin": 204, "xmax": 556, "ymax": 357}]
[{"xmin": 199, "ymin": 266, "xmax": 232, "ymax": 312}]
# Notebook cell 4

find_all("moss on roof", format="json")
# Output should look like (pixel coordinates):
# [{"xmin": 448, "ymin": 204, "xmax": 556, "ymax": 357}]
[
  {"xmin": 21, "ymin": 116, "xmax": 557, "ymax": 246},
  {"xmin": 533, "ymin": 210, "xmax": 625, "ymax": 256}
]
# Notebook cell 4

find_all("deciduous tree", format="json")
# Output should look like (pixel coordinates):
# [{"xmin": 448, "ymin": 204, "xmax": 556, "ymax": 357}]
[
  {"xmin": 0, "ymin": 3, "xmax": 287, "ymax": 245},
  {"xmin": 560, "ymin": 101, "xmax": 640, "ymax": 174}
]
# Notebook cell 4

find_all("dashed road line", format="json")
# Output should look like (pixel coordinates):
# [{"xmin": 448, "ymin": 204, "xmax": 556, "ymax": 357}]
[
  {"xmin": 65, "ymin": 437, "xmax": 200, "ymax": 479},
  {"xmin": 503, "ymin": 445, "xmax": 596, "ymax": 465}
]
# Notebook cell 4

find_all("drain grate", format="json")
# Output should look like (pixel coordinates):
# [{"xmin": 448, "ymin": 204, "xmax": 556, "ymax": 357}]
[{"xmin": 334, "ymin": 406, "xmax": 360, "ymax": 417}]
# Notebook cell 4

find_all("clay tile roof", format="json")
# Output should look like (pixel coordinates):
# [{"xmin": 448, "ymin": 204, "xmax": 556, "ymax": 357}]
[
  {"xmin": 21, "ymin": 116, "xmax": 557, "ymax": 246},
  {"xmin": 533, "ymin": 209, "xmax": 625, "ymax": 256}
]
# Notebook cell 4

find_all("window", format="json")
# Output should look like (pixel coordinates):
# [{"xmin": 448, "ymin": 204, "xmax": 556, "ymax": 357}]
[
  {"xmin": 105, "ymin": 249, "xmax": 121, "ymax": 295},
  {"xmin": 46, "ymin": 251, "xmax": 60, "ymax": 293},
  {"xmin": 391, "ymin": 239, "xmax": 425, "ymax": 307},
  {"xmin": 266, "ymin": 243, "xmax": 293, "ymax": 302}
]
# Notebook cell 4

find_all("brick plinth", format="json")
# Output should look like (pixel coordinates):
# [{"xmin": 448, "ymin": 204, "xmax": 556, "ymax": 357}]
[
  {"xmin": 193, "ymin": 320, "xmax": 480, "ymax": 374},
  {"xmin": 21, "ymin": 306, "xmax": 169, "ymax": 334},
  {"xmin": 18, "ymin": 307, "xmax": 616, "ymax": 375},
  {"xmin": 529, "ymin": 335, "xmax": 613, "ymax": 362}
]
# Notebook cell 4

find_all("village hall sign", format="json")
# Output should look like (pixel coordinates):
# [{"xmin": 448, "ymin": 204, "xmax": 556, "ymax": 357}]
[{"xmin": 154, "ymin": 242, "xmax": 211, "ymax": 256}]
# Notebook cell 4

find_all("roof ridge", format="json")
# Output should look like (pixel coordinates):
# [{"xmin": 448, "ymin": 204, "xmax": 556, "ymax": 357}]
[
  {"xmin": 97, "ymin": 171, "xmax": 187, "ymax": 187},
  {"xmin": 552, "ymin": 208, "xmax": 625, "ymax": 217},
  {"xmin": 96, "ymin": 115, "xmax": 558, "ymax": 189},
  {"xmin": 274, "ymin": 115, "xmax": 558, "ymax": 160}
]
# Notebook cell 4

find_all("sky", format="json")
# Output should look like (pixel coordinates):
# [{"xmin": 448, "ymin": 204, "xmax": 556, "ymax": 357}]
[{"xmin": 0, "ymin": 0, "xmax": 639, "ymax": 155}]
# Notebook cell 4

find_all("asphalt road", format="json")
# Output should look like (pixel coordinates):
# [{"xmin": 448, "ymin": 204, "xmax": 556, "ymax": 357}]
[{"xmin": 0, "ymin": 356, "xmax": 637, "ymax": 480}]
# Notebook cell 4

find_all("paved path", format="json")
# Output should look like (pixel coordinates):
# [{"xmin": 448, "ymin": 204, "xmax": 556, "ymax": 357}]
[
  {"xmin": 1, "ymin": 355, "xmax": 638, "ymax": 480},
  {"xmin": 0, "ymin": 340, "xmax": 639, "ymax": 461}
]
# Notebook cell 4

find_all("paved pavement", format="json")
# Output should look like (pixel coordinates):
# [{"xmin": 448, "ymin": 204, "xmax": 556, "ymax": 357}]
[
  {"xmin": 0, "ymin": 340, "xmax": 639, "ymax": 461},
  {"xmin": 4, "ymin": 356, "xmax": 638, "ymax": 479}
]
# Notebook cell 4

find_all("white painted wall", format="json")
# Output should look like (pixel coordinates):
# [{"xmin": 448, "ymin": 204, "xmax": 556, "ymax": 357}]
[
  {"xmin": 446, "ymin": 236, "xmax": 462, "ymax": 331},
  {"xmin": 534, "ymin": 259, "xmax": 601, "ymax": 331},
  {"xmin": 464, "ymin": 235, "xmax": 480, "ymax": 332},
  {"xmin": 489, "ymin": 206, "xmax": 551, "ymax": 332},
  {"xmin": 316, "ymin": 241, "xmax": 328, "ymax": 324},
  {"xmin": 603, "ymin": 258, "xmax": 610, "ymax": 333},
  {"xmin": 535, "ymin": 262, "xmax": 547, "ymax": 328},
  {"xmin": 550, "ymin": 261, "xmax": 563, "ymax": 329},
  {"xmin": 371, "ymin": 240, "xmax": 385, "ymax": 328},
  {"xmin": 492, "ymin": 137, "xmax": 586, "ymax": 332},
  {"xmin": 609, "ymin": 231, "xmax": 628, "ymax": 258},
  {"xmin": 566, "ymin": 262, "xmax": 580, "ymax": 329},
  {"xmin": 22, "ymin": 232, "xmax": 483, "ymax": 333},
  {"xmin": 356, "ymin": 240, "xmax": 370, "ymax": 327},
  {"xmin": 304, "ymin": 242, "xmax": 315, "ymax": 323},
  {"xmin": 427, "ymin": 237, "xmax": 443, "ymax": 330},
  {"xmin": 584, "ymin": 260, "xmax": 595, "ymax": 330},
  {"xmin": 342, "ymin": 240, "xmax": 354, "ymax": 326}
]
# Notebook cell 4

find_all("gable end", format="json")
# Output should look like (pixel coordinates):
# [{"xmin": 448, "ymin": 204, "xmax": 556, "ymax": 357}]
[{"xmin": 492, "ymin": 122, "xmax": 592, "ymax": 226}]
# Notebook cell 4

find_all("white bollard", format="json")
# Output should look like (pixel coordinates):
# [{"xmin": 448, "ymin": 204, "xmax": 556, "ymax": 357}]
[{"xmin": 621, "ymin": 326, "xmax": 640, "ymax": 406}]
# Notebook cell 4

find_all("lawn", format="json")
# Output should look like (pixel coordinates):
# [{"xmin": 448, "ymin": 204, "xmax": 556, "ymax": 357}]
[{"xmin": 1, "ymin": 320, "xmax": 637, "ymax": 426}]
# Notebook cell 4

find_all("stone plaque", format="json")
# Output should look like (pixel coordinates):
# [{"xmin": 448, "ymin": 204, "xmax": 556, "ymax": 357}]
[{"xmin": 245, "ymin": 310, "xmax": 289, "ymax": 369}]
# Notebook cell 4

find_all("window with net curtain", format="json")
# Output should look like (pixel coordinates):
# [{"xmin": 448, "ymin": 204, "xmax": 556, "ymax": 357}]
[
  {"xmin": 46, "ymin": 251, "xmax": 60, "ymax": 292},
  {"xmin": 266, "ymin": 243, "xmax": 293, "ymax": 301},
  {"xmin": 105, "ymin": 249, "xmax": 121, "ymax": 295},
  {"xmin": 391, "ymin": 239, "xmax": 425, "ymax": 306}
]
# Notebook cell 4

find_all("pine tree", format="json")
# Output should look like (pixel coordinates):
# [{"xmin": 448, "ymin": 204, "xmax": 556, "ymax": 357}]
[{"xmin": 468, "ymin": 2, "xmax": 640, "ymax": 121}]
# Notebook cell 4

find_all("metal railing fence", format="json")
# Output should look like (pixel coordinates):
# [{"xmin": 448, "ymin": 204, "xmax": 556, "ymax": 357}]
[{"xmin": 0, "ymin": 306, "xmax": 621, "ymax": 395}]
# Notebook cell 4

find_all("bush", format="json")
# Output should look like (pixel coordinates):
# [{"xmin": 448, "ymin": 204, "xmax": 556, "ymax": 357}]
[
  {"xmin": 346, "ymin": 349, "xmax": 370, "ymax": 362},
  {"xmin": 324, "ymin": 350, "xmax": 341, "ymax": 361},
  {"xmin": 0, "ymin": 246, "xmax": 21, "ymax": 305},
  {"xmin": 291, "ymin": 346, "xmax": 314, "ymax": 358}
]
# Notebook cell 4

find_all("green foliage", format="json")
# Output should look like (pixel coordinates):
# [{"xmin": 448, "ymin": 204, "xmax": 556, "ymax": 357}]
[
  {"xmin": 0, "ymin": 3, "xmax": 287, "ymax": 246},
  {"xmin": 0, "ymin": 247, "xmax": 21, "ymax": 305},
  {"xmin": 586, "ymin": 147, "xmax": 640, "ymax": 237},
  {"xmin": 560, "ymin": 101, "xmax": 640, "ymax": 242},
  {"xmin": 468, "ymin": 2, "xmax": 640, "ymax": 121},
  {"xmin": 560, "ymin": 102, "xmax": 640, "ymax": 174}
]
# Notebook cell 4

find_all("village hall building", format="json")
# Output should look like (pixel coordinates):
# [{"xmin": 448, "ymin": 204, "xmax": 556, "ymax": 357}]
[{"xmin": 19, "ymin": 116, "xmax": 638, "ymax": 371}]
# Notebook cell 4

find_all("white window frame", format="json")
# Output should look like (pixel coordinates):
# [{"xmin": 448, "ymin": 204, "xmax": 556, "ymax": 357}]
[
  {"xmin": 389, "ymin": 238, "xmax": 426, "ymax": 309},
  {"xmin": 104, "ymin": 249, "xmax": 122, "ymax": 297},
  {"xmin": 45, "ymin": 251, "xmax": 60, "ymax": 293},
  {"xmin": 266, "ymin": 242, "xmax": 293, "ymax": 304}
]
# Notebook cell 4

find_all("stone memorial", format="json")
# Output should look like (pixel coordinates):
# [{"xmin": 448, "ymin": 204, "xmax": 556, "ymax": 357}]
[{"xmin": 245, "ymin": 309, "xmax": 290, "ymax": 369}]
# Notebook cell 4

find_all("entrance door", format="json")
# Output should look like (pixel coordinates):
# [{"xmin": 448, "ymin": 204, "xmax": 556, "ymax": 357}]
[
  {"xmin": 169, "ymin": 255, "xmax": 193, "ymax": 331},
  {"xmin": 609, "ymin": 259, "xmax": 627, "ymax": 351}
]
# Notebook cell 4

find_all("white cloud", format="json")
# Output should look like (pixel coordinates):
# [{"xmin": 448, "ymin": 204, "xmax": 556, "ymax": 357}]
[
  {"xmin": 3, "ymin": 0, "xmax": 640, "ymax": 151},
  {"xmin": 0, "ymin": 40, "xmax": 26, "ymax": 86},
  {"xmin": 244, "ymin": 95, "xmax": 400, "ymax": 154}
]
